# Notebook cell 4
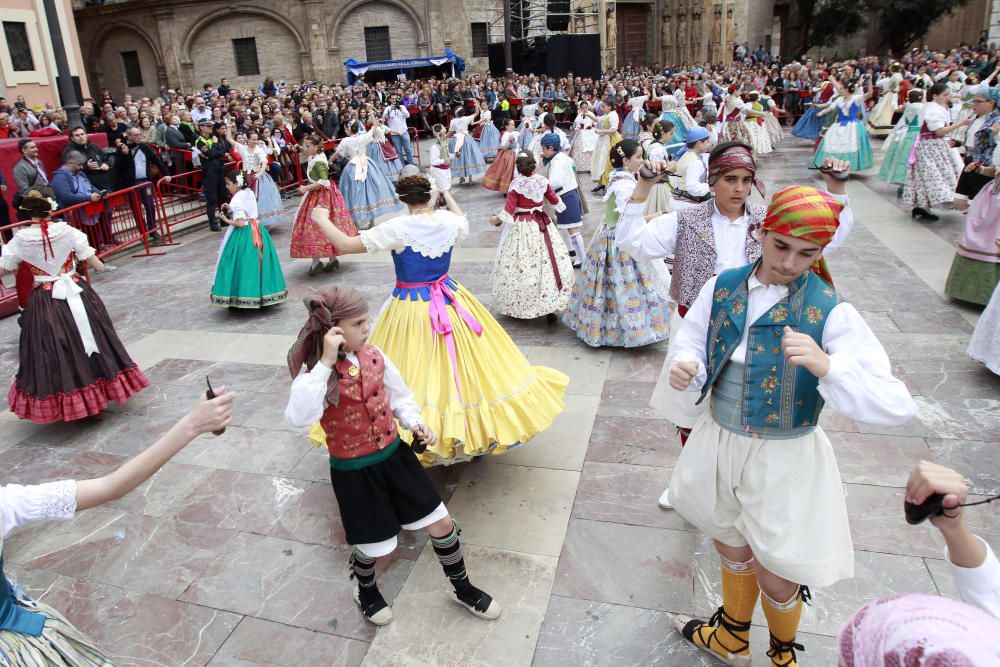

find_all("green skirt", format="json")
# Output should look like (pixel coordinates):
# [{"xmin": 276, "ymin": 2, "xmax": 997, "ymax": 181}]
[
  {"xmin": 211, "ymin": 222, "xmax": 288, "ymax": 308},
  {"xmin": 945, "ymin": 254, "xmax": 1000, "ymax": 306}
]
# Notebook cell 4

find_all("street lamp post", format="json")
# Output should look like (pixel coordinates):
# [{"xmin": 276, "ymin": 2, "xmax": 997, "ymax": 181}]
[
  {"xmin": 503, "ymin": 0, "xmax": 514, "ymax": 74},
  {"xmin": 41, "ymin": 0, "xmax": 83, "ymax": 130}
]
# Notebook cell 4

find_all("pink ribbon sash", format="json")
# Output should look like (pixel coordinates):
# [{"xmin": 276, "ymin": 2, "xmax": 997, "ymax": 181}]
[
  {"xmin": 396, "ymin": 275, "xmax": 483, "ymax": 400},
  {"xmin": 908, "ymin": 125, "xmax": 938, "ymax": 167}
]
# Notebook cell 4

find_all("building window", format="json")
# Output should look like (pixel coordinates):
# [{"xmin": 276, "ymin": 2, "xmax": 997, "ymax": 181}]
[
  {"xmin": 121, "ymin": 51, "xmax": 143, "ymax": 87},
  {"xmin": 364, "ymin": 26, "xmax": 391, "ymax": 62},
  {"xmin": 232, "ymin": 37, "xmax": 260, "ymax": 76},
  {"xmin": 471, "ymin": 22, "xmax": 489, "ymax": 58},
  {"xmin": 3, "ymin": 22, "xmax": 34, "ymax": 72}
]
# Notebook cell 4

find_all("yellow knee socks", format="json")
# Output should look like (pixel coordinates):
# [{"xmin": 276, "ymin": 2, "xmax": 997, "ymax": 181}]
[
  {"xmin": 684, "ymin": 556, "xmax": 759, "ymax": 662},
  {"xmin": 761, "ymin": 588, "xmax": 806, "ymax": 667}
]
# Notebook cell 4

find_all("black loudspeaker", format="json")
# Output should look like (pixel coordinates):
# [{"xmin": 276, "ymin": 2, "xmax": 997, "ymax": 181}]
[
  {"xmin": 511, "ymin": 0, "xmax": 525, "ymax": 39},
  {"xmin": 487, "ymin": 34, "xmax": 601, "ymax": 79},
  {"xmin": 547, "ymin": 0, "xmax": 570, "ymax": 31}
]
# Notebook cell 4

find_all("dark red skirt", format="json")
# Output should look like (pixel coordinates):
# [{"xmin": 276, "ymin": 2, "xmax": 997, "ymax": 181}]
[
  {"xmin": 482, "ymin": 148, "xmax": 516, "ymax": 193},
  {"xmin": 8, "ymin": 281, "xmax": 149, "ymax": 423}
]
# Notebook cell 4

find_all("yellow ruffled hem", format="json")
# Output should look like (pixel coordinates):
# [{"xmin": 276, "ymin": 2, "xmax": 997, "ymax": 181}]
[{"xmin": 308, "ymin": 281, "xmax": 569, "ymax": 466}]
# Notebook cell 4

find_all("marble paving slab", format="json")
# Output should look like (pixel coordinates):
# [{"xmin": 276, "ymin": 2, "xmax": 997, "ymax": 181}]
[{"xmin": 363, "ymin": 544, "xmax": 557, "ymax": 667}]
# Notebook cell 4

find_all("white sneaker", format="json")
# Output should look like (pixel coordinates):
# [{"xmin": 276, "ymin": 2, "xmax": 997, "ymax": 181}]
[
  {"xmin": 102, "ymin": 264, "xmax": 118, "ymax": 272},
  {"xmin": 658, "ymin": 487, "xmax": 672, "ymax": 510}
]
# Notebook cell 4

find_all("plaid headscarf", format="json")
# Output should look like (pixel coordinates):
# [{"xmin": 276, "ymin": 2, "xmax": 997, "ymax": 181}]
[
  {"xmin": 708, "ymin": 143, "xmax": 765, "ymax": 198},
  {"xmin": 286, "ymin": 286, "xmax": 369, "ymax": 407},
  {"xmin": 762, "ymin": 185, "xmax": 844, "ymax": 284}
]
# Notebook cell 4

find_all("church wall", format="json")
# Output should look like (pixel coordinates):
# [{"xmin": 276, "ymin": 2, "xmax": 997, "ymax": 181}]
[
  {"xmin": 91, "ymin": 28, "xmax": 160, "ymax": 100},
  {"xmin": 188, "ymin": 13, "xmax": 304, "ymax": 91}
]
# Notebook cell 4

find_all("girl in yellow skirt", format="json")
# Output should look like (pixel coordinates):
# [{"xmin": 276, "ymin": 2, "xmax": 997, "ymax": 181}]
[
  {"xmin": 305, "ymin": 173, "xmax": 568, "ymax": 465},
  {"xmin": 291, "ymin": 134, "xmax": 358, "ymax": 275}
]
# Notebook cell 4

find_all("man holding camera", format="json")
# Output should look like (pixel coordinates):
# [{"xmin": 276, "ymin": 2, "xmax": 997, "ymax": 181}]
[
  {"xmin": 61, "ymin": 126, "xmax": 113, "ymax": 192},
  {"xmin": 114, "ymin": 126, "xmax": 172, "ymax": 239},
  {"xmin": 383, "ymin": 95, "xmax": 414, "ymax": 165}
]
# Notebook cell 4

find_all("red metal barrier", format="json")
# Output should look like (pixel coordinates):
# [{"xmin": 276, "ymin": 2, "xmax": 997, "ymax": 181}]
[
  {"xmin": 54, "ymin": 182, "xmax": 169, "ymax": 260},
  {"xmin": 0, "ymin": 216, "xmax": 40, "ymax": 318}
]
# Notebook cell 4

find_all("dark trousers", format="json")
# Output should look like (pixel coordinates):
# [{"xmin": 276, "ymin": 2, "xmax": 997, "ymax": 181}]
[
  {"xmin": 202, "ymin": 168, "xmax": 226, "ymax": 227},
  {"xmin": 128, "ymin": 180, "xmax": 157, "ymax": 232}
]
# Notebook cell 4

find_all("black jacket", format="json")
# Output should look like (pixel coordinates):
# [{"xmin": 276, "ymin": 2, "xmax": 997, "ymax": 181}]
[
  {"xmin": 112, "ymin": 142, "xmax": 169, "ymax": 188},
  {"xmin": 60, "ymin": 140, "xmax": 112, "ymax": 190}
]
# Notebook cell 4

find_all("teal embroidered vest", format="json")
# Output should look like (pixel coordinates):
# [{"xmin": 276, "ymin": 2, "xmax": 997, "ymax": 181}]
[
  {"xmin": 696, "ymin": 261, "xmax": 839, "ymax": 437},
  {"xmin": 0, "ymin": 557, "xmax": 45, "ymax": 636}
]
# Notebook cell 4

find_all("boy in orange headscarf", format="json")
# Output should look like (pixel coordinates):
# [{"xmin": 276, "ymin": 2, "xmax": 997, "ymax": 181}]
[{"xmin": 664, "ymin": 187, "xmax": 916, "ymax": 667}]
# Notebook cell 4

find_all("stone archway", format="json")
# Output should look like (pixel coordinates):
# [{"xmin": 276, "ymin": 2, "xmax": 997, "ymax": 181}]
[
  {"xmin": 181, "ymin": 6, "xmax": 309, "ymax": 89},
  {"xmin": 331, "ymin": 0, "xmax": 425, "ymax": 70},
  {"xmin": 87, "ymin": 22, "xmax": 166, "ymax": 100}
]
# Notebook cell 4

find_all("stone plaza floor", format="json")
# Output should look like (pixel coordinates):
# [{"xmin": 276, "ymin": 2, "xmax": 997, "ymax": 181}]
[{"xmin": 0, "ymin": 138, "xmax": 998, "ymax": 666}]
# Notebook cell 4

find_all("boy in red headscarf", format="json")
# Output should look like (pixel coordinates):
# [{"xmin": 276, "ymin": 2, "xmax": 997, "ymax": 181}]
[
  {"xmin": 665, "ymin": 186, "xmax": 916, "ymax": 667},
  {"xmin": 617, "ymin": 144, "xmax": 855, "ymax": 508},
  {"xmin": 284, "ymin": 285, "xmax": 500, "ymax": 626}
]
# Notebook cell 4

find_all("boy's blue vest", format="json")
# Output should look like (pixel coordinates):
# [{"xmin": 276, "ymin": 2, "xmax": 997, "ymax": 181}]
[{"xmin": 696, "ymin": 261, "xmax": 839, "ymax": 438}]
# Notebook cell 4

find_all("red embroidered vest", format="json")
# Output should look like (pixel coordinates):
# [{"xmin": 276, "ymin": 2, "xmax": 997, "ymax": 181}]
[{"xmin": 319, "ymin": 345, "xmax": 399, "ymax": 459}]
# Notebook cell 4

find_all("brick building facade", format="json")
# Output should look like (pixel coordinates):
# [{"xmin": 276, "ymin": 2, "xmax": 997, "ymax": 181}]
[
  {"xmin": 73, "ymin": 0, "xmax": 995, "ymax": 103},
  {"xmin": 73, "ymin": 0, "xmax": 502, "ymax": 101}
]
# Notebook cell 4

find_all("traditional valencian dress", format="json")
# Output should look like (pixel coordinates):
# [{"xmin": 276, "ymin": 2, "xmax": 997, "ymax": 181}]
[
  {"xmin": 570, "ymin": 112, "xmax": 598, "ymax": 173},
  {"xmin": 810, "ymin": 94, "xmax": 873, "ymax": 171},
  {"xmin": 0, "ymin": 480, "xmax": 115, "ymax": 664},
  {"xmin": 291, "ymin": 153, "xmax": 357, "ymax": 257},
  {"xmin": 879, "ymin": 102, "xmax": 924, "ymax": 186},
  {"xmin": 336, "ymin": 128, "xmax": 405, "ymax": 229},
  {"xmin": 448, "ymin": 114, "xmax": 488, "ymax": 181},
  {"xmin": 621, "ymin": 95, "xmax": 648, "ymax": 141},
  {"xmin": 365, "ymin": 123, "xmax": 404, "ymax": 182},
  {"xmin": 562, "ymin": 169, "xmax": 672, "ymax": 347},
  {"xmin": 492, "ymin": 173, "xmax": 575, "ymax": 319},
  {"xmin": 246, "ymin": 143, "xmax": 283, "ymax": 222},
  {"xmin": 944, "ymin": 144, "xmax": 1000, "ymax": 305},
  {"xmin": 659, "ymin": 95, "xmax": 690, "ymax": 143},
  {"xmin": 482, "ymin": 130, "xmax": 519, "ymax": 194},
  {"xmin": 309, "ymin": 210, "xmax": 569, "ymax": 465},
  {"xmin": 1, "ymin": 221, "xmax": 148, "ymax": 423},
  {"xmin": 475, "ymin": 110, "xmax": 502, "ymax": 160},
  {"xmin": 591, "ymin": 108, "xmax": 620, "ymax": 186},
  {"xmin": 792, "ymin": 82, "xmax": 833, "ymax": 140},
  {"xmin": 902, "ymin": 101, "xmax": 961, "ymax": 211},
  {"xmin": 212, "ymin": 187, "xmax": 287, "ymax": 308}
]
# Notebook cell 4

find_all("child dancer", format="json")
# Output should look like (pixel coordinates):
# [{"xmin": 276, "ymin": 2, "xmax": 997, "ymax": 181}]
[
  {"xmin": 538, "ymin": 133, "xmax": 586, "ymax": 268},
  {"xmin": 570, "ymin": 101, "xmax": 598, "ymax": 174},
  {"xmin": 491, "ymin": 152, "xmax": 575, "ymax": 321},
  {"xmin": 664, "ymin": 186, "xmax": 914, "ymax": 667},
  {"xmin": 303, "ymin": 175, "xmax": 569, "ymax": 465},
  {"xmin": 427, "ymin": 124, "xmax": 453, "ymax": 207},
  {"xmin": 591, "ymin": 100, "xmax": 621, "ymax": 193},
  {"xmin": 482, "ymin": 118, "xmax": 519, "ymax": 194},
  {"xmin": 474, "ymin": 100, "xmax": 501, "ymax": 160},
  {"xmin": 902, "ymin": 82, "xmax": 971, "ymax": 221},
  {"xmin": 336, "ymin": 120, "xmax": 405, "ymax": 229},
  {"xmin": 879, "ymin": 89, "xmax": 925, "ymax": 192},
  {"xmin": 644, "ymin": 120, "xmax": 676, "ymax": 214},
  {"xmin": 285, "ymin": 286, "xmax": 502, "ymax": 625},
  {"xmin": 562, "ymin": 139, "xmax": 671, "ymax": 347},
  {"xmin": 1, "ymin": 188, "xmax": 149, "ymax": 423},
  {"xmin": 721, "ymin": 93, "xmax": 753, "ymax": 147},
  {"xmin": 245, "ymin": 132, "xmax": 283, "ymax": 222},
  {"xmin": 448, "ymin": 106, "xmax": 487, "ymax": 184},
  {"xmin": 811, "ymin": 80, "xmax": 873, "ymax": 171},
  {"xmin": 0, "ymin": 389, "xmax": 234, "ymax": 662},
  {"xmin": 366, "ymin": 119, "xmax": 404, "ymax": 182},
  {"xmin": 658, "ymin": 95, "xmax": 689, "ymax": 144},
  {"xmin": 743, "ymin": 91, "xmax": 773, "ymax": 156},
  {"xmin": 211, "ymin": 171, "xmax": 287, "ymax": 308},
  {"xmin": 530, "ymin": 113, "xmax": 569, "ymax": 165},
  {"xmin": 293, "ymin": 134, "xmax": 358, "ymax": 273},
  {"xmin": 621, "ymin": 92, "xmax": 648, "ymax": 141},
  {"xmin": 791, "ymin": 79, "xmax": 834, "ymax": 141}
]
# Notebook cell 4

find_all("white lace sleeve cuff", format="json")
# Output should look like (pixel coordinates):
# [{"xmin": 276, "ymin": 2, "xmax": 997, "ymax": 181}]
[
  {"xmin": 0, "ymin": 480, "xmax": 78, "ymax": 537},
  {"xmin": 498, "ymin": 209, "xmax": 515, "ymax": 226},
  {"xmin": 553, "ymin": 198, "xmax": 567, "ymax": 213}
]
